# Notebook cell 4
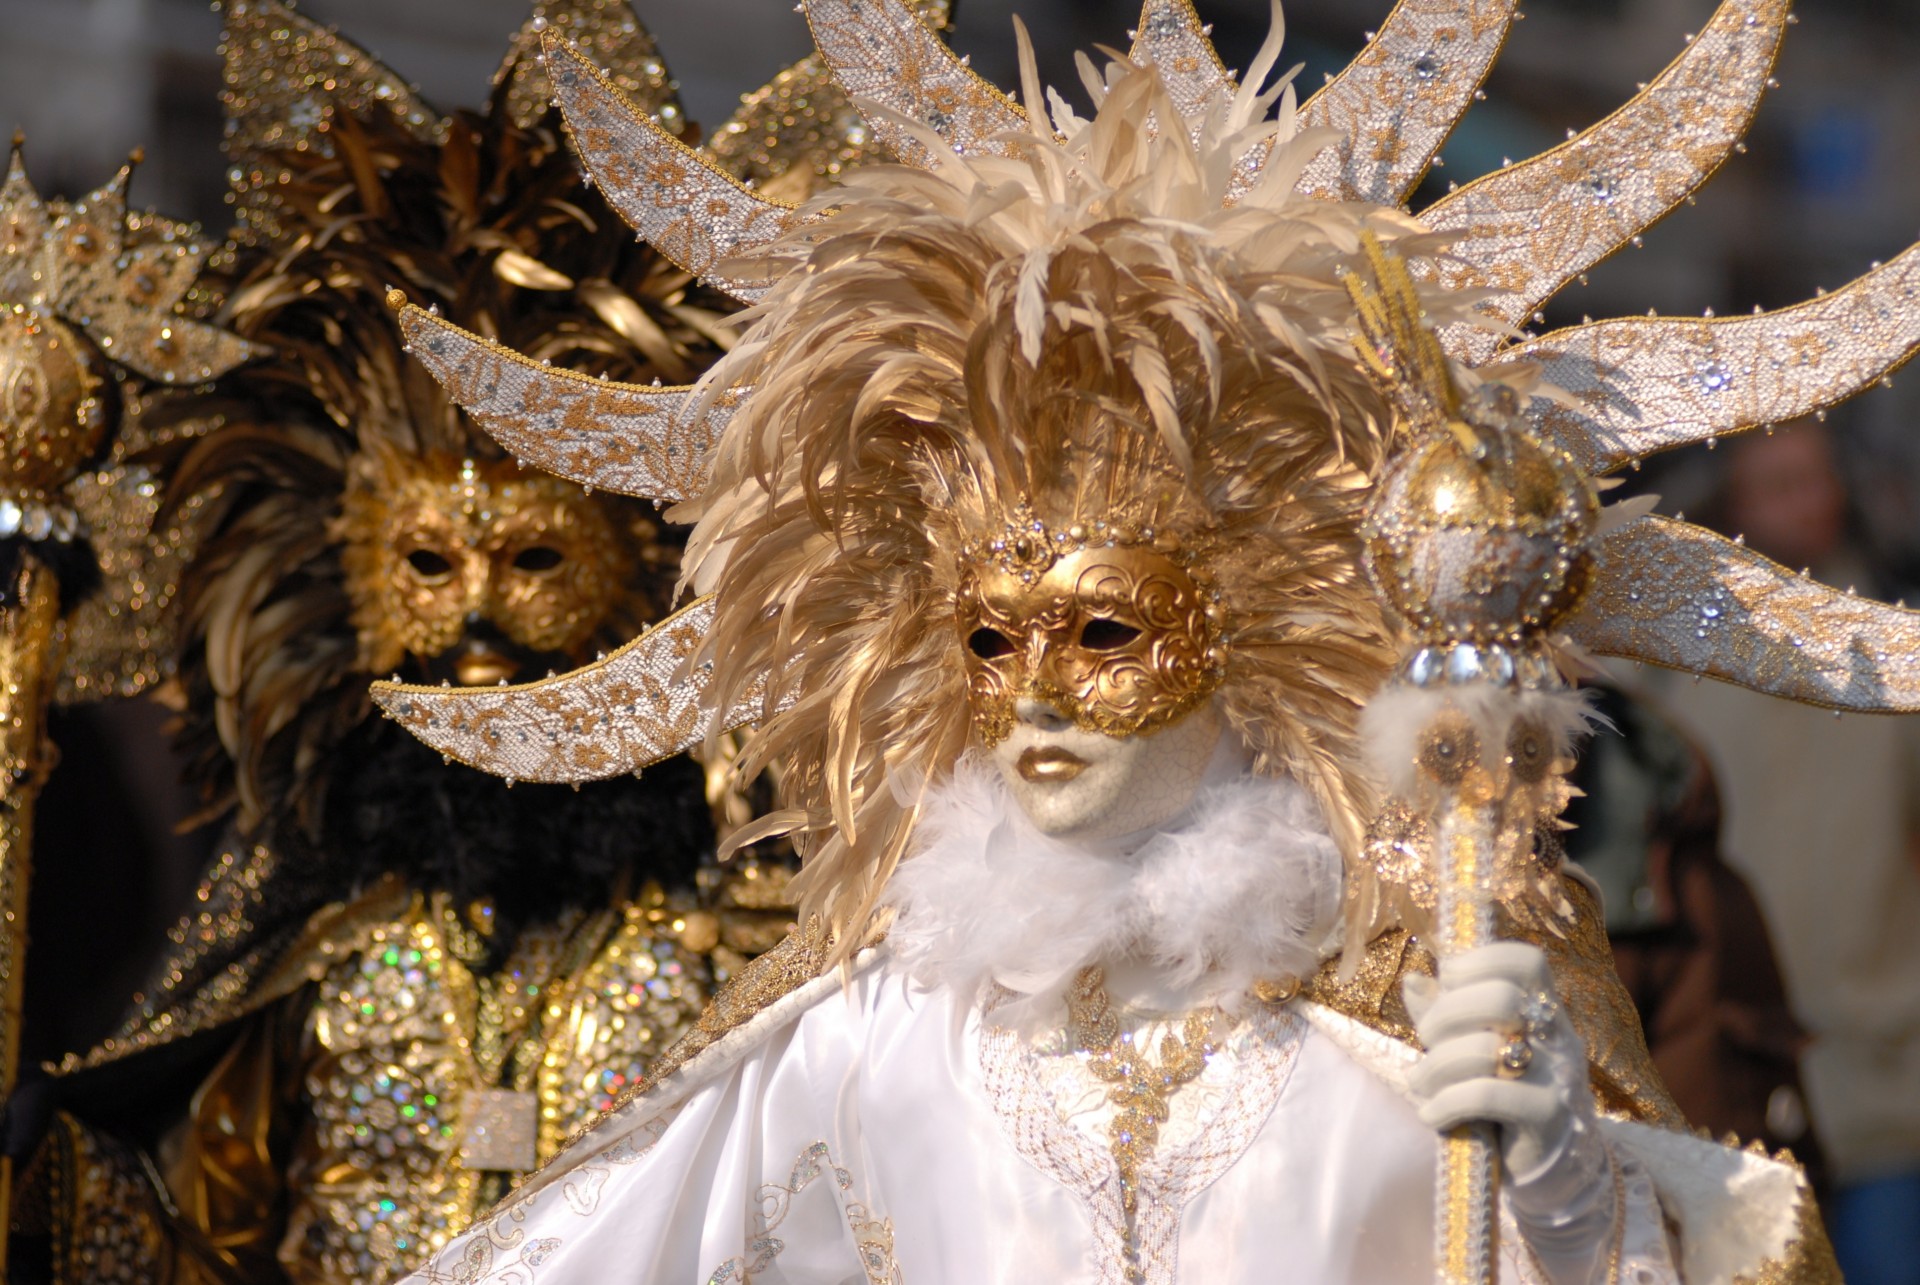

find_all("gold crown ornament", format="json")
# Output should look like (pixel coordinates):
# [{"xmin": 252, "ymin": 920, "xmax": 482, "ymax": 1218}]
[
  {"xmin": 0, "ymin": 140, "xmax": 260, "ymax": 551},
  {"xmin": 1351, "ymin": 233, "xmax": 1602, "ymax": 688}
]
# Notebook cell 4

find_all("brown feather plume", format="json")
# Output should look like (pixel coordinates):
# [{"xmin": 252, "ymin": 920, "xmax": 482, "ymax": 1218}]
[{"xmin": 153, "ymin": 90, "xmax": 737, "ymax": 839}]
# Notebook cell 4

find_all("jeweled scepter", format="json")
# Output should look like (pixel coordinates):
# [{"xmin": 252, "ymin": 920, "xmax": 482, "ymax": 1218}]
[
  {"xmin": 0, "ymin": 142, "xmax": 259, "ymax": 1267},
  {"xmin": 1348, "ymin": 236, "xmax": 1602, "ymax": 1285}
]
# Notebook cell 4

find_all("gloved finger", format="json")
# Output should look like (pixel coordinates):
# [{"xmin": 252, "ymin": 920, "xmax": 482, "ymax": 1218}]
[
  {"xmin": 1411, "ymin": 978, "xmax": 1527, "ymax": 1047},
  {"xmin": 1416, "ymin": 1078, "xmax": 1562, "ymax": 1135},
  {"xmin": 1409, "ymin": 1031, "xmax": 1506, "ymax": 1098},
  {"xmin": 1438, "ymin": 941, "xmax": 1553, "ymax": 994},
  {"xmin": 1402, "ymin": 972, "xmax": 1439, "ymax": 1024}
]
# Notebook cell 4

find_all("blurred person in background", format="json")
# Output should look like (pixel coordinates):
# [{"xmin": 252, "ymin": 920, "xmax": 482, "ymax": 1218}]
[
  {"xmin": 1654, "ymin": 419, "xmax": 1920, "ymax": 1285},
  {"xmin": 1563, "ymin": 685, "xmax": 1824, "ymax": 1184}
]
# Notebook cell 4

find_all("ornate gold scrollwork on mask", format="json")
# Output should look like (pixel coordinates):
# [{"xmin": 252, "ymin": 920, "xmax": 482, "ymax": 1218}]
[
  {"xmin": 956, "ymin": 522, "xmax": 1226, "ymax": 745},
  {"xmin": 335, "ymin": 450, "xmax": 638, "ymax": 677}
]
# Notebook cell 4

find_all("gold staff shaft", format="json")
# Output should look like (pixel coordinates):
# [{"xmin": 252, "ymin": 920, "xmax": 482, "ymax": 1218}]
[
  {"xmin": 0, "ymin": 556, "xmax": 64, "ymax": 1273},
  {"xmin": 1433, "ymin": 780, "xmax": 1501, "ymax": 1285}
]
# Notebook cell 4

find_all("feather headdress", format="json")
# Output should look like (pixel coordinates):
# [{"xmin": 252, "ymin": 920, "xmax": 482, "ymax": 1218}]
[
  {"xmin": 159, "ymin": 0, "xmax": 742, "ymax": 835},
  {"xmin": 675, "ymin": 33, "xmax": 1483, "ymax": 949},
  {"xmin": 380, "ymin": 0, "xmax": 1920, "ymax": 965}
]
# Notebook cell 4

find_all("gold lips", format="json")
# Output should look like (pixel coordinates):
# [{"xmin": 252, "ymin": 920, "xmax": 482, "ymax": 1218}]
[
  {"xmin": 1017, "ymin": 746, "xmax": 1089, "ymax": 784},
  {"xmin": 453, "ymin": 647, "xmax": 520, "ymax": 687}
]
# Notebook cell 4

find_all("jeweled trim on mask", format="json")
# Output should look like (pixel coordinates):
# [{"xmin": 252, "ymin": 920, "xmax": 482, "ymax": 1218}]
[{"xmin": 955, "ymin": 506, "xmax": 1228, "ymax": 746}]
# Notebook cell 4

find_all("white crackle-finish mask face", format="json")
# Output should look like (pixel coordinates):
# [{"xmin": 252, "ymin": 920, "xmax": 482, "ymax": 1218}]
[{"xmin": 990, "ymin": 694, "xmax": 1225, "ymax": 841}]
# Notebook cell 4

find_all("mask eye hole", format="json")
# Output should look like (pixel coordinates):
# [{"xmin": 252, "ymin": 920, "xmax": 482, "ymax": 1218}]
[
  {"xmin": 405, "ymin": 549, "xmax": 454, "ymax": 580},
  {"xmin": 1080, "ymin": 618, "xmax": 1142, "ymax": 651},
  {"xmin": 967, "ymin": 627, "xmax": 1016, "ymax": 660},
  {"xmin": 513, "ymin": 545, "xmax": 565, "ymax": 573}
]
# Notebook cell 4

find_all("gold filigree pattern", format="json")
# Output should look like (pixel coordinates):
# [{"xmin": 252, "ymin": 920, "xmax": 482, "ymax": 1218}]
[
  {"xmin": 703, "ymin": 1142, "xmax": 902, "ymax": 1285},
  {"xmin": 1515, "ymin": 245, "xmax": 1920, "ymax": 477},
  {"xmin": 395, "ymin": 302, "xmax": 733, "ymax": 503},
  {"xmin": 546, "ymin": 34, "xmax": 800, "ymax": 303},
  {"xmin": 805, "ymin": 0, "xmax": 1026, "ymax": 168},
  {"xmin": 1571, "ymin": 515, "xmax": 1920, "ymax": 713},
  {"xmin": 980, "ymin": 987, "xmax": 1305, "ymax": 1285},
  {"xmin": 958, "ymin": 544, "xmax": 1225, "ymax": 746},
  {"xmin": 371, "ymin": 596, "xmax": 770, "ymax": 783},
  {"xmin": 336, "ymin": 450, "xmax": 636, "ymax": 675},
  {"xmin": 1065, "ymin": 968, "xmax": 1217, "ymax": 1230},
  {"xmin": 1423, "ymin": 0, "xmax": 1790, "ymax": 363}
]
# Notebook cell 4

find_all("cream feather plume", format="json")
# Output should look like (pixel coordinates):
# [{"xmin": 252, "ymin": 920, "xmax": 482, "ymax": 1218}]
[{"xmin": 673, "ymin": 36, "xmax": 1485, "ymax": 962}]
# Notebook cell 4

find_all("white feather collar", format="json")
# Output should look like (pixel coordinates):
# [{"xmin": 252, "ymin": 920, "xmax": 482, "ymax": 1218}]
[{"xmin": 881, "ymin": 752, "xmax": 1344, "ymax": 1029}]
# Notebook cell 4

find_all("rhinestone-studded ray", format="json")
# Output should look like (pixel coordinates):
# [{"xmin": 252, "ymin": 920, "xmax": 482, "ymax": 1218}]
[
  {"xmin": 1569, "ymin": 516, "xmax": 1920, "ymax": 712},
  {"xmin": 706, "ymin": 0, "xmax": 955, "ymax": 192},
  {"xmin": 1422, "ymin": 0, "xmax": 1788, "ymax": 364},
  {"xmin": 805, "ymin": 0, "xmax": 1027, "ymax": 168},
  {"xmin": 371, "ymin": 597, "xmax": 762, "ymax": 782},
  {"xmin": 395, "ymin": 302, "xmax": 730, "ymax": 503},
  {"xmin": 494, "ymin": 0, "xmax": 688, "ymax": 135},
  {"xmin": 0, "ymin": 151, "xmax": 263, "ymax": 384},
  {"xmin": 1292, "ymin": 0, "xmax": 1518, "ymax": 205},
  {"xmin": 544, "ymin": 33, "xmax": 798, "ymax": 304},
  {"xmin": 1516, "ymin": 245, "xmax": 1920, "ymax": 478},
  {"xmin": 1127, "ymin": 0, "xmax": 1236, "ymax": 120},
  {"xmin": 219, "ymin": 0, "xmax": 446, "ymax": 243}
]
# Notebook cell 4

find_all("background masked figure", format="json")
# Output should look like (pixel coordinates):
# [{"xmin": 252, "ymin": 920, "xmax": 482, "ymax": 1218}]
[
  {"xmin": 378, "ymin": 0, "xmax": 1905, "ymax": 1275},
  {"xmin": 0, "ymin": 0, "xmax": 926, "ymax": 1276}
]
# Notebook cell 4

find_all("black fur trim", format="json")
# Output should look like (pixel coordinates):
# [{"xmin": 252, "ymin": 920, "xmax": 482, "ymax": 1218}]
[{"xmin": 319, "ymin": 719, "xmax": 713, "ymax": 955}]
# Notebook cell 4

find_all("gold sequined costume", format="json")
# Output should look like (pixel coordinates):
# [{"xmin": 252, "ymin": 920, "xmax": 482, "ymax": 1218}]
[{"xmin": 4, "ymin": 0, "xmax": 942, "ymax": 1278}]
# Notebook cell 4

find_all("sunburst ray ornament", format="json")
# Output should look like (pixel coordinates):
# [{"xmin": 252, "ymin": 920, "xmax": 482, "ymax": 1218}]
[{"xmin": 377, "ymin": 0, "xmax": 1920, "ymax": 798}]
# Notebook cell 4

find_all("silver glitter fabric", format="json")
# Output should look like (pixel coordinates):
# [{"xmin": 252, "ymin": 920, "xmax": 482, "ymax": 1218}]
[
  {"xmin": 1570, "ymin": 516, "xmax": 1920, "ymax": 712},
  {"xmin": 1424, "ymin": 0, "xmax": 1789, "ymax": 363},
  {"xmin": 397, "ymin": 304, "xmax": 735, "ymax": 503},
  {"xmin": 1520, "ymin": 245, "xmax": 1920, "ymax": 477},
  {"xmin": 805, "ymin": 0, "xmax": 1026, "ymax": 168},
  {"xmin": 372, "ymin": 596, "xmax": 770, "ymax": 782},
  {"xmin": 1292, "ymin": 0, "xmax": 1517, "ymax": 205},
  {"xmin": 1127, "ymin": 0, "xmax": 1235, "ymax": 121},
  {"xmin": 547, "ymin": 35, "xmax": 798, "ymax": 305}
]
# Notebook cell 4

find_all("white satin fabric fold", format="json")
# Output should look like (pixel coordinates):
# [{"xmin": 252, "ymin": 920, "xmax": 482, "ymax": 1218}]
[{"xmin": 402, "ymin": 949, "xmax": 1676, "ymax": 1285}]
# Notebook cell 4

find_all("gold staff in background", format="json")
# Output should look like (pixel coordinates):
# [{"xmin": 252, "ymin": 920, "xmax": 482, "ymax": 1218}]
[{"xmin": 0, "ymin": 138, "xmax": 263, "ymax": 1272}]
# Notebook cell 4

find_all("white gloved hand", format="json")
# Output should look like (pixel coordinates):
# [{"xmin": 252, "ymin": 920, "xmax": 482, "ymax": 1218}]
[{"xmin": 1405, "ymin": 942, "xmax": 1618, "ymax": 1282}]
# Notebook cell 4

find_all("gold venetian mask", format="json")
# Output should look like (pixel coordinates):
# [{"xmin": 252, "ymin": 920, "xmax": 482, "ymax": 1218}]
[
  {"xmin": 956, "ymin": 522, "xmax": 1227, "ymax": 746},
  {"xmin": 336, "ymin": 450, "xmax": 637, "ymax": 684}
]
